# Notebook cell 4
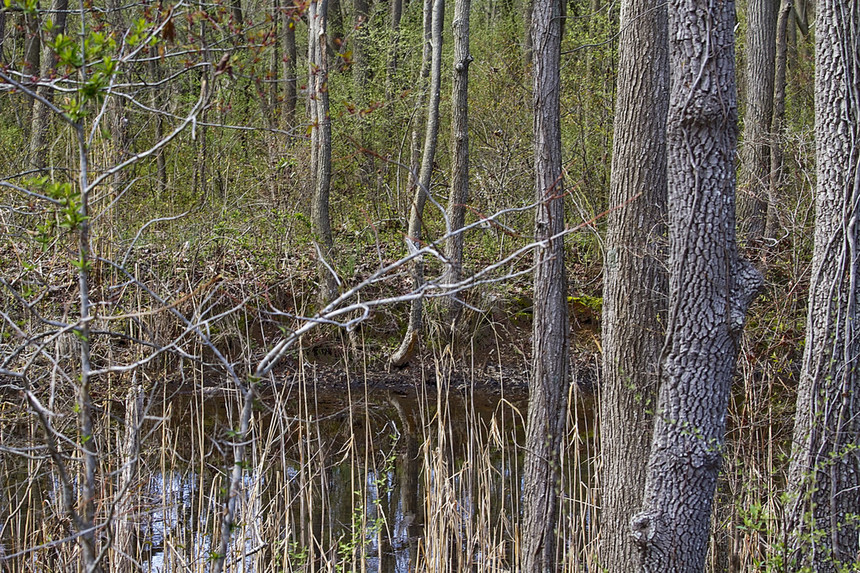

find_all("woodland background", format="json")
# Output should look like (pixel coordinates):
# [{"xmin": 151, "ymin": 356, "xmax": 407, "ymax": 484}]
[{"xmin": 0, "ymin": 0, "xmax": 852, "ymax": 570}]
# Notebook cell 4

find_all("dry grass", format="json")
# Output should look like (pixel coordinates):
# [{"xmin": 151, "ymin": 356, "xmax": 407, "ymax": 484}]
[{"xmin": 0, "ymin": 327, "xmax": 601, "ymax": 572}]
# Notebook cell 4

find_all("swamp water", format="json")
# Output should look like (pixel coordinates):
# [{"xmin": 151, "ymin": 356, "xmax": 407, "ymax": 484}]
[{"xmin": 0, "ymin": 370, "xmax": 597, "ymax": 572}]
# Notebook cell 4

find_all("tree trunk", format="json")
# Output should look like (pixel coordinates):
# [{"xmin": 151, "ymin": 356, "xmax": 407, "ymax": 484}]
[
  {"xmin": 630, "ymin": 0, "xmax": 762, "ymax": 569},
  {"xmin": 768, "ymin": 0, "xmax": 791, "ymax": 240},
  {"xmin": 386, "ymin": 0, "xmax": 403, "ymax": 100},
  {"xmin": 114, "ymin": 384, "xmax": 143, "ymax": 573},
  {"xmin": 253, "ymin": 7, "xmax": 283, "ymax": 201},
  {"xmin": 308, "ymin": 0, "xmax": 339, "ymax": 304},
  {"xmin": 326, "ymin": 0, "xmax": 344, "ymax": 62},
  {"xmin": 598, "ymin": 0, "xmax": 668, "ymax": 568},
  {"xmin": 281, "ymin": 0, "xmax": 298, "ymax": 129},
  {"xmin": 107, "ymin": 0, "xmax": 129, "ymax": 229},
  {"xmin": 193, "ymin": 111, "xmax": 208, "ymax": 196},
  {"xmin": 784, "ymin": 1, "xmax": 860, "ymax": 570},
  {"xmin": 522, "ymin": 0, "xmax": 533, "ymax": 66},
  {"xmin": 737, "ymin": 0, "xmax": 777, "ymax": 244},
  {"xmin": 400, "ymin": 0, "xmax": 430, "ymax": 229},
  {"xmin": 521, "ymin": 0, "xmax": 567, "ymax": 570},
  {"xmin": 787, "ymin": 0, "xmax": 810, "ymax": 70},
  {"xmin": 0, "ymin": 11, "xmax": 6, "ymax": 64},
  {"xmin": 270, "ymin": 0, "xmax": 280, "ymax": 110},
  {"xmin": 232, "ymin": 0, "xmax": 244, "ymax": 28},
  {"xmin": 255, "ymin": 74, "xmax": 281, "ymax": 200},
  {"xmin": 389, "ymin": 0, "xmax": 444, "ymax": 367},
  {"xmin": 352, "ymin": 0, "xmax": 372, "ymax": 191},
  {"xmin": 24, "ymin": 10, "xmax": 40, "ymax": 78},
  {"xmin": 193, "ymin": 17, "xmax": 210, "ymax": 198},
  {"xmin": 29, "ymin": 0, "xmax": 69, "ymax": 170},
  {"xmin": 148, "ymin": 45, "xmax": 167, "ymax": 195},
  {"xmin": 443, "ymin": 0, "xmax": 471, "ymax": 321},
  {"xmin": 352, "ymin": 0, "xmax": 369, "ymax": 88}
]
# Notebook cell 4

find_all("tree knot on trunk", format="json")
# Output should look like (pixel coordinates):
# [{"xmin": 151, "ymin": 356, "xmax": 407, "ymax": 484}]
[
  {"xmin": 676, "ymin": 91, "xmax": 735, "ymax": 129},
  {"xmin": 454, "ymin": 55, "xmax": 473, "ymax": 71},
  {"xmin": 630, "ymin": 510, "xmax": 657, "ymax": 547},
  {"xmin": 729, "ymin": 258, "xmax": 763, "ymax": 334}
]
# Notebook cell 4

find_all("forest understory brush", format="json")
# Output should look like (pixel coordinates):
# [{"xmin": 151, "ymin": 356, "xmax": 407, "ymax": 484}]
[{"xmin": 0, "ymin": 217, "xmax": 810, "ymax": 572}]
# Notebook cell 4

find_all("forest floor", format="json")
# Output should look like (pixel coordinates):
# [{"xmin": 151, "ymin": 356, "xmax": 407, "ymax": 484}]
[{"xmin": 3, "ymin": 213, "xmax": 605, "ymax": 404}]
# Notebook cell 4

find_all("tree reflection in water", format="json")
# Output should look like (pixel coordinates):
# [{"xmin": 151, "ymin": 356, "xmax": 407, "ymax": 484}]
[{"xmin": 0, "ymin": 369, "xmax": 597, "ymax": 572}]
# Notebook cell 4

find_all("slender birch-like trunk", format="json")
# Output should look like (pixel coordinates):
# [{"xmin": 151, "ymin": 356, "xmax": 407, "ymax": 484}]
[
  {"xmin": 521, "ymin": 0, "xmax": 568, "ymax": 569},
  {"xmin": 389, "ymin": 0, "xmax": 444, "ymax": 367}
]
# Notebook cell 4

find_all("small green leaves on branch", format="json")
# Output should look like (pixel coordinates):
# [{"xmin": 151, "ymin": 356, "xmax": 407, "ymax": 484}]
[
  {"xmin": 49, "ymin": 33, "xmax": 84, "ymax": 69},
  {"xmin": 2, "ymin": 0, "xmax": 38, "ymax": 14},
  {"xmin": 127, "ymin": 17, "xmax": 160, "ymax": 48},
  {"xmin": 31, "ymin": 178, "xmax": 88, "ymax": 231}
]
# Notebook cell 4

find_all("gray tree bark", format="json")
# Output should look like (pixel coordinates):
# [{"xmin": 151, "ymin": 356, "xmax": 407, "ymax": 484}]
[
  {"xmin": 521, "ymin": 0, "xmax": 568, "ymax": 570},
  {"xmin": 737, "ymin": 0, "xmax": 777, "ymax": 243},
  {"xmin": 308, "ymin": 0, "xmax": 339, "ymax": 304},
  {"xmin": 0, "ymin": 11, "xmax": 6, "ymax": 64},
  {"xmin": 768, "ymin": 0, "xmax": 792, "ymax": 239},
  {"xmin": 389, "ymin": 0, "xmax": 444, "ymax": 367},
  {"xmin": 232, "ymin": 0, "xmax": 244, "ymax": 27},
  {"xmin": 254, "ymin": 72, "xmax": 281, "ymax": 201},
  {"xmin": 443, "ymin": 0, "xmax": 471, "ymax": 321},
  {"xmin": 630, "ymin": 0, "xmax": 762, "ymax": 569},
  {"xmin": 784, "ymin": 1, "xmax": 860, "ymax": 570},
  {"xmin": 385, "ymin": 0, "xmax": 403, "ymax": 100},
  {"xmin": 281, "ymin": 0, "xmax": 298, "ymax": 129},
  {"xmin": 24, "ymin": 10, "xmax": 40, "ymax": 78},
  {"xmin": 522, "ymin": 0, "xmax": 533, "ymax": 65},
  {"xmin": 28, "ymin": 0, "xmax": 69, "ymax": 170},
  {"xmin": 107, "ymin": 0, "xmax": 129, "ymax": 231},
  {"xmin": 148, "ymin": 44, "xmax": 167, "ymax": 195},
  {"xmin": 352, "ymin": 0, "xmax": 369, "ymax": 88},
  {"xmin": 598, "ymin": 0, "xmax": 668, "ymax": 568},
  {"xmin": 351, "ymin": 0, "xmax": 373, "ymax": 191},
  {"xmin": 270, "ymin": 0, "xmax": 280, "ymax": 109},
  {"xmin": 113, "ymin": 384, "xmax": 143, "ymax": 573}
]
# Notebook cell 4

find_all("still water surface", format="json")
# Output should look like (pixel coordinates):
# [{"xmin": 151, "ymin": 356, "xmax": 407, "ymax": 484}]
[
  {"xmin": 121, "ymin": 378, "xmax": 531, "ymax": 571},
  {"xmin": 1, "ymin": 373, "xmax": 595, "ymax": 572}
]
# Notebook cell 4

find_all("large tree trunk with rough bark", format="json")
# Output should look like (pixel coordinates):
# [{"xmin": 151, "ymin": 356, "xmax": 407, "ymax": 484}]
[
  {"xmin": 389, "ymin": 0, "xmax": 444, "ymax": 367},
  {"xmin": 308, "ymin": 0, "xmax": 339, "ymax": 304},
  {"xmin": 737, "ymin": 0, "xmax": 777, "ymax": 244},
  {"xmin": 520, "ymin": 0, "xmax": 567, "ymax": 570},
  {"xmin": 443, "ymin": 0, "xmax": 471, "ymax": 321},
  {"xmin": 630, "ymin": 0, "xmax": 762, "ymax": 569},
  {"xmin": 784, "ymin": 1, "xmax": 860, "ymax": 570},
  {"xmin": 598, "ymin": 0, "xmax": 668, "ymax": 568}
]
